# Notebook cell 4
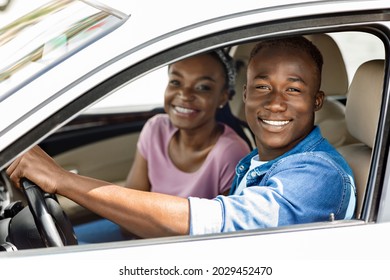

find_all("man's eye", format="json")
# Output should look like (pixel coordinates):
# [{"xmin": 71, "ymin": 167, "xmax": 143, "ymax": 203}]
[
  {"xmin": 286, "ymin": 88, "xmax": 301, "ymax": 93},
  {"xmin": 255, "ymin": 85, "xmax": 270, "ymax": 90}
]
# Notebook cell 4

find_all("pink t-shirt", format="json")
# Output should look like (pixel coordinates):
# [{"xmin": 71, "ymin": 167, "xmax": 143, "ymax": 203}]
[{"xmin": 137, "ymin": 114, "xmax": 251, "ymax": 198}]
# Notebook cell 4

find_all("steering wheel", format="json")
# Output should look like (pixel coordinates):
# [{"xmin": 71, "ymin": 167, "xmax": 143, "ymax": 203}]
[{"xmin": 20, "ymin": 178, "xmax": 77, "ymax": 247}]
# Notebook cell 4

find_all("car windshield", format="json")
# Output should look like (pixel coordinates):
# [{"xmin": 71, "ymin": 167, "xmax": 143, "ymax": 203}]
[{"xmin": 0, "ymin": 0, "xmax": 127, "ymax": 102}]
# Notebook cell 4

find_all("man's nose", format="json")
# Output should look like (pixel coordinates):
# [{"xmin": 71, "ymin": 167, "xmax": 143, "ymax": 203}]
[{"xmin": 264, "ymin": 90, "xmax": 287, "ymax": 112}]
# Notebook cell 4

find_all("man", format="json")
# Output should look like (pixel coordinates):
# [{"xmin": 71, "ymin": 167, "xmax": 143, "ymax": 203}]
[{"xmin": 7, "ymin": 37, "xmax": 356, "ymax": 239}]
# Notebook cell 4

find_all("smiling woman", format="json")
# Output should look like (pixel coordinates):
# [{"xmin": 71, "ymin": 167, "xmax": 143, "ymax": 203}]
[
  {"xmin": 131, "ymin": 52, "xmax": 251, "ymax": 195},
  {"xmin": 73, "ymin": 50, "xmax": 252, "ymax": 243}
]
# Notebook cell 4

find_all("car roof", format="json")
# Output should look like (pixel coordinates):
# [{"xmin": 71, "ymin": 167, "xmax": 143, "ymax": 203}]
[{"xmin": 0, "ymin": 0, "xmax": 389, "ymax": 160}]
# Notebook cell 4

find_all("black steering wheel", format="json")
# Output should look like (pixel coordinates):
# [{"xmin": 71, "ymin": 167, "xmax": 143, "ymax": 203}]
[{"xmin": 19, "ymin": 178, "xmax": 77, "ymax": 247}]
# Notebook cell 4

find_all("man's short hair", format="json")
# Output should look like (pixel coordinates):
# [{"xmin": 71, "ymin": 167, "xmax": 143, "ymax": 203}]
[{"xmin": 249, "ymin": 36, "xmax": 323, "ymax": 76}]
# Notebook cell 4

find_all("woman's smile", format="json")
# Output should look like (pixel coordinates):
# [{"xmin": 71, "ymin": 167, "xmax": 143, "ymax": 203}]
[{"xmin": 172, "ymin": 105, "xmax": 200, "ymax": 117}]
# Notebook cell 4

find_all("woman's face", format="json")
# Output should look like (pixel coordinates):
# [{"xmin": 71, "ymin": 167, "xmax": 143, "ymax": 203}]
[{"xmin": 164, "ymin": 53, "xmax": 228, "ymax": 131}]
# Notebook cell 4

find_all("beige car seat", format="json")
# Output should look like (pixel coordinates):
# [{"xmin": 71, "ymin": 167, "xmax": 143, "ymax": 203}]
[
  {"xmin": 306, "ymin": 34, "xmax": 358, "ymax": 147},
  {"xmin": 230, "ymin": 34, "xmax": 355, "ymax": 147},
  {"xmin": 337, "ymin": 59, "xmax": 385, "ymax": 219},
  {"xmin": 230, "ymin": 42, "xmax": 255, "ymax": 122}
]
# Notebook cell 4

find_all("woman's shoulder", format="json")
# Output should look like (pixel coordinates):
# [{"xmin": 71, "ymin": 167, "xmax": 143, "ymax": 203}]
[
  {"xmin": 140, "ymin": 114, "xmax": 175, "ymax": 141},
  {"xmin": 213, "ymin": 124, "xmax": 251, "ymax": 155},
  {"xmin": 146, "ymin": 113, "xmax": 170, "ymax": 125},
  {"xmin": 221, "ymin": 124, "xmax": 250, "ymax": 144},
  {"xmin": 144, "ymin": 114, "xmax": 174, "ymax": 130}
]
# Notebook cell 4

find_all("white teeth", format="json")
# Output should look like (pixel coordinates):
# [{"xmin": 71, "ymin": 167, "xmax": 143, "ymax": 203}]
[
  {"xmin": 262, "ymin": 119, "xmax": 290, "ymax": 126},
  {"xmin": 175, "ymin": 106, "xmax": 196, "ymax": 114}
]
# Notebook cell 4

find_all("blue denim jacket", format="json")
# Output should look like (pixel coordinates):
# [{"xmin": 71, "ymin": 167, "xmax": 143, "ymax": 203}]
[{"xmin": 189, "ymin": 126, "xmax": 356, "ymax": 235}]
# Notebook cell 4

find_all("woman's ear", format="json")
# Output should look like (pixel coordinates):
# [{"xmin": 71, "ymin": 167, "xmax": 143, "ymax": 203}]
[
  {"xmin": 243, "ymin": 84, "xmax": 247, "ymax": 103},
  {"xmin": 219, "ymin": 88, "xmax": 229, "ymax": 108}
]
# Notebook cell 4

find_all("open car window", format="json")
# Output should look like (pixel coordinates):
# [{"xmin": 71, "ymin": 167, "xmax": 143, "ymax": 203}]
[
  {"xmin": 83, "ymin": 31, "xmax": 385, "ymax": 117},
  {"xmin": 85, "ymin": 66, "xmax": 167, "ymax": 114}
]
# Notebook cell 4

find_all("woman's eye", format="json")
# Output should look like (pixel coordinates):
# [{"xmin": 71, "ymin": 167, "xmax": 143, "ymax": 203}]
[
  {"xmin": 196, "ymin": 84, "xmax": 212, "ymax": 92},
  {"xmin": 169, "ymin": 79, "xmax": 181, "ymax": 87}
]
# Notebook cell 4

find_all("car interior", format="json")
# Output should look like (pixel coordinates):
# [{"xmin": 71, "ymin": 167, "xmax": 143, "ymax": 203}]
[
  {"xmin": 337, "ymin": 59, "xmax": 384, "ymax": 219},
  {"xmin": 41, "ymin": 32, "xmax": 386, "ymax": 222},
  {"xmin": 0, "ymin": 29, "xmax": 386, "ymax": 247}
]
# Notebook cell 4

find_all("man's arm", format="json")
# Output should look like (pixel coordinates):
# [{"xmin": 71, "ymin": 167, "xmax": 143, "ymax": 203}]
[{"xmin": 7, "ymin": 146, "xmax": 190, "ymax": 238}]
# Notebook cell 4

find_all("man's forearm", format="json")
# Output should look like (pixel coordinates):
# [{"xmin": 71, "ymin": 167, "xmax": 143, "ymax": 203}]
[{"xmin": 59, "ymin": 172, "xmax": 190, "ymax": 238}]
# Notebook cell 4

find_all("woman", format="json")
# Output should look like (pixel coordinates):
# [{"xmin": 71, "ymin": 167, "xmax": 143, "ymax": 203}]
[
  {"xmin": 125, "ymin": 50, "xmax": 251, "ymax": 198},
  {"xmin": 74, "ymin": 50, "xmax": 252, "ymax": 242}
]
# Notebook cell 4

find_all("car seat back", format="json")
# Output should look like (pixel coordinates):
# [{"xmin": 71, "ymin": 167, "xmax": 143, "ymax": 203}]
[
  {"xmin": 305, "ymin": 33, "xmax": 357, "ymax": 147},
  {"xmin": 337, "ymin": 59, "xmax": 385, "ymax": 219}
]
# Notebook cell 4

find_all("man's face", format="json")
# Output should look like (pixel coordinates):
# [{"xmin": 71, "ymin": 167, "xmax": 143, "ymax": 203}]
[{"xmin": 244, "ymin": 46, "xmax": 324, "ymax": 160}]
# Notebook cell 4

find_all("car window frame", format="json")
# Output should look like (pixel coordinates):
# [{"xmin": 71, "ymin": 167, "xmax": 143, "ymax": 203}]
[{"xmin": 2, "ymin": 10, "xmax": 390, "ymax": 244}]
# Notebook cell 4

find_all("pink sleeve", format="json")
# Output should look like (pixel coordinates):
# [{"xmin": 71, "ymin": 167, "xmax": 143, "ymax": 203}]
[
  {"xmin": 137, "ymin": 115, "xmax": 162, "ymax": 159},
  {"xmin": 218, "ymin": 142, "xmax": 250, "ymax": 194},
  {"xmin": 209, "ymin": 125, "xmax": 251, "ymax": 194}
]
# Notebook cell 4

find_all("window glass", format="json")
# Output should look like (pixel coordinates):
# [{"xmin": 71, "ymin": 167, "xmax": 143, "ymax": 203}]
[
  {"xmin": 329, "ymin": 31, "xmax": 385, "ymax": 83},
  {"xmin": 85, "ymin": 66, "xmax": 167, "ymax": 114},
  {"xmin": 0, "ymin": 0, "xmax": 126, "ymax": 101}
]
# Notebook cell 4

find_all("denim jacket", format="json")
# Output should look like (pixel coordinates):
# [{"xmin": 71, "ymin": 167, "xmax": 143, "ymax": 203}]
[{"xmin": 189, "ymin": 126, "xmax": 356, "ymax": 235}]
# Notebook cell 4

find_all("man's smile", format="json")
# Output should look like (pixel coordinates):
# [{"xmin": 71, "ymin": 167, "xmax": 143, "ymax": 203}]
[{"xmin": 261, "ymin": 119, "xmax": 291, "ymax": 126}]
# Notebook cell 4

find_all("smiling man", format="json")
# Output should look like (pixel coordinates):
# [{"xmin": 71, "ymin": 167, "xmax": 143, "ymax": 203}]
[
  {"xmin": 7, "ymin": 37, "xmax": 356, "ymax": 239},
  {"xmin": 244, "ymin": 38, "xmax": 324, "ymax": 161},
  {"xmin": 189, "ymin": 37, "xmax": 356, "ymax": 234}
]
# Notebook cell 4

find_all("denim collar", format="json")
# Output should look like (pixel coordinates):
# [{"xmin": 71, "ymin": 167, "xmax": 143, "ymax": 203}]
[{"xmin": 231, "ymin": 126, "xmax": 324, "ymax": 193}]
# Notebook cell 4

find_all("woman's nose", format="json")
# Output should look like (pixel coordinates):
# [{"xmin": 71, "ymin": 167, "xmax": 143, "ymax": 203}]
[{"xmin": 178, "ymin": 87, "xmax": 195, "ymax": 101}]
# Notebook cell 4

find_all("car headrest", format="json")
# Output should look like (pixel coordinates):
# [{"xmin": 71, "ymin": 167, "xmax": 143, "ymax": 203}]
[
  {"xmin": 345, "ymin": 59, "xmax": 385, "ymax": 148},
  {"xmin": 305, "ymin": 33, "xmax": 349, "ymax": 96}
]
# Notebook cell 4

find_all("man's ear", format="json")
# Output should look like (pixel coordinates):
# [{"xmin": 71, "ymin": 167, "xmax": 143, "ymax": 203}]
[
  {"xmin": 314, "ymin": 90, "xmax": 325, "ymax": 111},
  {"xmin": 243, "ymin": 84, "xmax": 247, "ymax": 103}
]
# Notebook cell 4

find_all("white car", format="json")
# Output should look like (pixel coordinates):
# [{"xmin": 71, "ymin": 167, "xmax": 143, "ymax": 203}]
[{"xmin": 0, "ymin": 0, "xmax": 390, "ymax": 278}]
